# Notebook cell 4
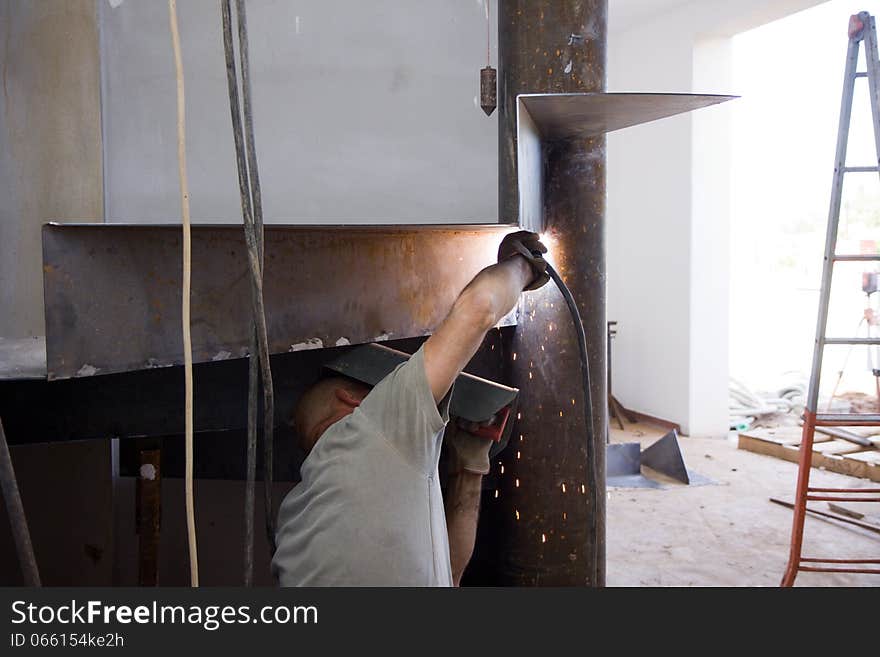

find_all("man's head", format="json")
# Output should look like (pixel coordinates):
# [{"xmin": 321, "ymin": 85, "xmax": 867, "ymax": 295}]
[{"xmin": 292, "ymin": 377, "xmax": 372, "ymax": 454}]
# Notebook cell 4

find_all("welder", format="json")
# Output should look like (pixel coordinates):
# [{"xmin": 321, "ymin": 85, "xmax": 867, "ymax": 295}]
[{"xmin": 272, "ymin": 231, "xmax": 549, "ymax": 586}]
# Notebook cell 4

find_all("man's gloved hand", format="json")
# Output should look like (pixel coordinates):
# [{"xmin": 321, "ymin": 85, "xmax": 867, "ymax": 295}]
[
  {"xmin": 445, "ymin": 421, "xmax": 494, "ymax": 476},
  {"xmin": 498, "ymin": 230, "xmax": 550, "ymax": 291}
]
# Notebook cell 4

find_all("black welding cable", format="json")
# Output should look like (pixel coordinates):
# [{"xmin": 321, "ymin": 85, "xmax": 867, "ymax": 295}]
[
  {"xmin": 234, "ymin": 0, "xmax": 276, "ymax": 556},
  {"xmin": 220, "ymin": 0, "xmax": 277, "ymax": 578},
  {"xmin": 234, "ymin": 0, "xmax": 264, "ymax": 583},
  {"xmin": 544, "ymin": 262, "xmax": 601, "ymax": 586},
  {"xmin": 0, "ymin": 419, "xmax": 41, "ymax": 586},
  {"xmin": 219, "ymin": 0, "xmax": 256, "ymax": 581}
]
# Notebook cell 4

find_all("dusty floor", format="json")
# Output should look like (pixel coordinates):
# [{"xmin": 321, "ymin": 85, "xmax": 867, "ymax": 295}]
[{"xmin": 606, "ymin": 420, "xmax": 880, "ymax": 587}]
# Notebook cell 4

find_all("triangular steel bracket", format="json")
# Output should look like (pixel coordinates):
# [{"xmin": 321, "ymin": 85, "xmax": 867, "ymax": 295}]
[
  {"xmin": 516, "ymin": 92, "xmax": 737, "ymax": 231},
  {"xmin": 640, "ymin": 429, "xmax": 690, "ymax": 484}
]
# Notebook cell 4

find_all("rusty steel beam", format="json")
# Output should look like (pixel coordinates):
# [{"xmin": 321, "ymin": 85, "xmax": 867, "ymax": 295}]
[
  {"xmin": 489, "ymin": 0, "xmax": 608, "ymax": 587},
  {"xmin": 42, "ymin": 224, "xmax": 514, "ymax": 380}
]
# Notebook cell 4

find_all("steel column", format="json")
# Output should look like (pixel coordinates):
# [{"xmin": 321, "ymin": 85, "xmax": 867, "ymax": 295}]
[{"xmin": 494, "ymin": 0, "xmax": 607, "ymax": 586}]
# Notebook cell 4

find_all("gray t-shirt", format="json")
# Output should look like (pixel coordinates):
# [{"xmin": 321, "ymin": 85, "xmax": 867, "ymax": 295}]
[{"xmin": 272, "ymin": 346, "xmax": 454, "ymax": 586}]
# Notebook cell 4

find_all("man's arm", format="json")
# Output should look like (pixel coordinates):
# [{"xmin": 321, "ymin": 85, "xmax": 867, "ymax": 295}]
[{"xmin": 423, "ymin": 232, "xmax": 547, "ymax": 403}]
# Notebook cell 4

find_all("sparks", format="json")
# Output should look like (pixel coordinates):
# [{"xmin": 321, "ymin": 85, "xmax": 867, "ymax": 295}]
[
  {"xmin": 515, "ymin": 479, "xmax": 520, "ymax": 488},
  {"xmin": 541, "ymin": 534, "xmax": 547, "ymax": 543},
  {"xmin": 561, "ymin": 483, "xmax": 566, "ymax": 493},
  {"xmin": 494, "ymin": 490, "xmax": 499, "ymax": 499},
  {"xmin": 515, "ymin": 510, "xmax": 520, "ymax": 521}
]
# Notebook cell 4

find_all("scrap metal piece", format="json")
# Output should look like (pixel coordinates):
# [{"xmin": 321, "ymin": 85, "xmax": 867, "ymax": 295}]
[
  {"xmin": 42, "ymin": 224, "xmax": 514, "ymax": 380},
  {"xmin": 606, "ymin": 443, "xmax": 662, "ymax": 489},
  {"xmin": 606, "ymin": 442, "xmax": 640, "ymax": 477},
  {"xmin": 640, "ymin": 429, "xmax": 689, "ymax": 484}
]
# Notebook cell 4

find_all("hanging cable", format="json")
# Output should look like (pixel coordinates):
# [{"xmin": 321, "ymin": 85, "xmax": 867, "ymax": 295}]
[
  {"xmin": 220, "ymin": 0, "xmax": 277, "ymax": 575},
  {"xmin": 0, "ymin": 419, "xmax": 41, "ymax": 586},
  {"xmin": 235, "ymin": 0, "xmax": 276, "ymax": 559},
  {"xmin": 168, "ymin": 0, "xmax": 198, "ymax": 587}
]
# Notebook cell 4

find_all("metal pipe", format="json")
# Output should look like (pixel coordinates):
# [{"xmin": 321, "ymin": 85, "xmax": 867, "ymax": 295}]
[
  {"xmin": 495, "ymin": 0, "xmax": 607, "ymax": 586},
  {"xmin": 0, "ymin": 418, "xmax": 41, "ymax": 586}
]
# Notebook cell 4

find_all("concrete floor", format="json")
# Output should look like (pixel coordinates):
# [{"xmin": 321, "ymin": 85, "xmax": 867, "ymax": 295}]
[{"xmin": 606, "ymin": 421, "xmax": 880, "ymax": 587}]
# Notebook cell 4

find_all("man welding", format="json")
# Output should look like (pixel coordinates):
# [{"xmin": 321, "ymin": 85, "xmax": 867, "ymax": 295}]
[{"xmin": 272, "ymin": 231, "xmax": 549, "ymax": 586}]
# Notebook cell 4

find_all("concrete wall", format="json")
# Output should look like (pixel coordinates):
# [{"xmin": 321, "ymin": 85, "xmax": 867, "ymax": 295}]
[
  {"xmin": 606, "ymin": 0, "xmax": 824, "ymax": 436},
  {"xmin": 99, "ymin": 0, "xmax": 498, "ymax": 224},
  {"xmin": 0, "ymin": 0, "xmax": 103, "ymax": 339}
]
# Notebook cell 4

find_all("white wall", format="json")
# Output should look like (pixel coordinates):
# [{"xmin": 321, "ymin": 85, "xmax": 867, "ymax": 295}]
[
  {"xmin": 607, "ymin": 0, "xmax": 824, "ymax": 436},
  {"xmin": 99, "ymin": 0, "xmax": 498, "ymax": 224}
]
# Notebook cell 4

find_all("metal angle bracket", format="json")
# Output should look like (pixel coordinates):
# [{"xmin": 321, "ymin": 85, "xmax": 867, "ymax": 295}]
[
  {"xmin": 607, "ymin": 441, "xmax": 662, "ymax": 489},
  {"xmin": 516, "ymin": 92, "xmax": 737, "ymax": 231},
  {"xmin": 640, "ymin": 429, "xmax": 690, "ymax": 484}
]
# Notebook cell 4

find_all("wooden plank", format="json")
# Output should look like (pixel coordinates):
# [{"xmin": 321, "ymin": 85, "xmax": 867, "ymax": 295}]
[
  {"xmin": 811, "ymin": 439, "xmax": 868, "ymax": 455},
  {"xmin": 819, "ymin": 452, "xmax": 880, "ymax": 483},
  {"xmin": 738, "ymin": 432, "xmax": 880, "ymax": 483},
  {"xmin": 737, "ymin": 434, "xmax": 801, "ymax": 463},
  {"xmin": 844, "ymin": 450, "xmax": 880, "ymax": 465},
  {"xmin": 738, "ymin": 427, "xmax": 830, "ymax": 446}
]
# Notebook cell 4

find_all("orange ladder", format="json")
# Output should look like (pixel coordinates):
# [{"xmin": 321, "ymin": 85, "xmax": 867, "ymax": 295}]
[{"xmin": 781, "ymin": 11, "xmax": 880, "ymax": 587}]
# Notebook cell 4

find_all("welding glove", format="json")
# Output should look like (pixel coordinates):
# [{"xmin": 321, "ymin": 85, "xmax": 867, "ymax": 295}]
[
  {"xmin": 445, "ymin": 420, "xmax": 494, "ymax": 476},
  {"xmin": 498, "ymin": 231, "xmax": 550, "ymax": 291}
]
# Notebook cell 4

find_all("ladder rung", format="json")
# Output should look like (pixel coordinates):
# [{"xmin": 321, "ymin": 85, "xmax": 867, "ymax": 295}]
[
  {"xmin": 801, "ymin": 558, "xmax": 880, "ymax": 564},
  {"xmin": 806, "ymin": 495, "xmax": 880, "ymax": 503},
  {"xmin": 815, "ymin": 413, "xmax": 880, "ymax": 426},
  {"xmin": 834, "ymin": 254, "xmax": 880, "ymax": 261},
  {"xmin": 843, "ymin": 166, "xmax": 880, "ymax": 173},
  {"xmin": 856, "ymin": 72, "xmax": 869, "ymax": 78},
  {"xmin": 799, "ymin": 566, "xmax": 880, "ymax": 574},
  {"xmin": 808, "ymin": 487, "xmax": 880, "ymax": 493},
  {"xmin": 824, "ymin": 338, "xmax": 880, "ymax": 345}
]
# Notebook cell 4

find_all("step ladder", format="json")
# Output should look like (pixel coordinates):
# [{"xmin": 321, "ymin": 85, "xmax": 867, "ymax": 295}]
[{"xmin": 781, "ymin": 11, "xmax": 880, "ymax": 586}]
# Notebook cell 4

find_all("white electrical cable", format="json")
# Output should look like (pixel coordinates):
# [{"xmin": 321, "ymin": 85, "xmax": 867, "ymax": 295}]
[{"xmin": 168, "ymin": 0, "xmax": 198, "ymax": 587}]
